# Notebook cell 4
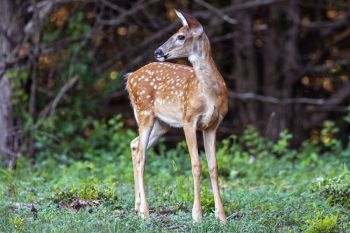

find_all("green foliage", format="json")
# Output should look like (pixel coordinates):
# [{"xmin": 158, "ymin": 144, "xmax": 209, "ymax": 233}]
[
  {"xmin": 240, "ymin": 125, "xmax": 271, "ymax": 157},
  {"xmin": 8, "ymin": 216, "xmax": 24, "ymax": 231},
  {"xmin": 273, "ymin": 130, "xmax": 293, "ymax": 155},
  {"xmin": 311, "ymin": 168, "xmax": 350, "ymax": 208},
  {"xmin": 320, "ymin": 121, "xmax": 341, "ymax": 151},
  {"xmin": 54, "ymin": 183, "xmax": 117, "ymax": 203},
  {"xmin": 201, "ymin": 184, "xmax": 215, "ymax": 212},
  {"xmin": 343, "ymin": 106, "xmax": 350, "ymax": 125},
  {"xmin": 2, "ymin": 116, "xmax": 350, "ymax": 232},
  {"xmin": 7, "ymin": 69, "xmax": 29, "ymax": 106},
  {"xmin": 34, "ymin": 114, "xmax": 135, "ymax": 163},
  {"xmin": 176, "ymin": 176, "xmax": 192, "ymax": 204},
  {"xmin": 66, "ymin": 11, "xmax": 92, "ymax": 38},
  {"xmin": 304, "ymin": 212, "xmax": 339, "ymax": 233}
]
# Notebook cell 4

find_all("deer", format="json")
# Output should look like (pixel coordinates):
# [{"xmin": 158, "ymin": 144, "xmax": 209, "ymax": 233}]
[{"xmin": 126, "ymin": 10, "xmax": 228, "ymax": 224}]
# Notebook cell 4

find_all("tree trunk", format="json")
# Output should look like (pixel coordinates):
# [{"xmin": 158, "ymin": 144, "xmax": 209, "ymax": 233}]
[
  {"xmin": 230, "ymin": 0, "xmax": 300, "ymax": 141},
  {"xmin": 231, "ymin": 0, "xmax": 258, "ymax": 131},
  {"xmin": 261, "ymin": 1, "xmax": 300, "ymax": 140},
  {"xmin": 0, "ymin": 0, "xmax": 24, "ymax": 168}
]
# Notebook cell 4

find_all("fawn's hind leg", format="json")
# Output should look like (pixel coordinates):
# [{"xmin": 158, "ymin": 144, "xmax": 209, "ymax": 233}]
[{"xmin": 130, "ymin": 119, "xmax": 169, "ymax": 215}]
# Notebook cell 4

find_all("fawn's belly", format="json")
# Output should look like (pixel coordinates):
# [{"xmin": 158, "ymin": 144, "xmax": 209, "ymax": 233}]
[
  {"xmin": 156, "ymin": 113, "xmax": 183, "ymax": 128},
  {"xmin": 154, "ymin": 103, "xmax": 219, "ymax": 130},
  {"xmin": 154, "ymin": 101, "xmax": 183, "ymax": 128}
]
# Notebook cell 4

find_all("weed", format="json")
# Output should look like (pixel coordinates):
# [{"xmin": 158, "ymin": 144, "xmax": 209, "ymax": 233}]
[{"xmin": 304, "ymin": 212, "xmax": 339, "ymax": 233}]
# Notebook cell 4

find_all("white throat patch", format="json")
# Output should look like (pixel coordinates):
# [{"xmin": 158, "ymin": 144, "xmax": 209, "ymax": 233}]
[{"xmin": 188, "ymin": 54, "xmax": 198, "ymax": 63}]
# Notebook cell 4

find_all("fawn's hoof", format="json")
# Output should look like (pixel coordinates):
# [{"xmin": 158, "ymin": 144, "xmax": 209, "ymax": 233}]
[
  {"xmin": 216, "ymin": 211, "xmax": 227, "ymax": 224},
  {"xmin": 134, "ymin": 201, "xmax": 140, "ymax": 215},
  {"xmin": 138, "ymin": 202, "xmax": 150, "ymax": 219},
  {"xmin": 139, "ymin": 210, "xmax": 150, "ymax": 219},
  {"xmin": 218, "ymin": 216, "xmax": 228, "ymax": 224},
  {"xmin": 192, "ymin": 206, "xmax": 202, "ymax": 222}
]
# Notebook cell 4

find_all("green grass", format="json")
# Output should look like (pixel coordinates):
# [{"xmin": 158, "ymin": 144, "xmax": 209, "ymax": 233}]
[{"xmin": 1, "ymin": 145, "xmax": 350, "ymax": 233}]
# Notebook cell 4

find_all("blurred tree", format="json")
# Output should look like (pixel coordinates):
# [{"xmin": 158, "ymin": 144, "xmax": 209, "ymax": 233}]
[
  {"xmin": 231, "ymin": 0, "xmax": 259, "ymax": 132},
  {"xmin": 0, "ymin": 0, "xmax": 25, "ymax": 168}
]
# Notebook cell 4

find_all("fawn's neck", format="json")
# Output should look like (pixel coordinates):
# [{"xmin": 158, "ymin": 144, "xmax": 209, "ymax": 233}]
[{"xmin": 188, "ymin": 34, "xmax": 224, "ymax": 96}]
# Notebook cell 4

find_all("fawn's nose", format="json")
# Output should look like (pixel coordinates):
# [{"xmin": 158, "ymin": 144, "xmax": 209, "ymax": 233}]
[{"xmin": 154, "ymin": 49, "xmax": 164, "ymax": 58}]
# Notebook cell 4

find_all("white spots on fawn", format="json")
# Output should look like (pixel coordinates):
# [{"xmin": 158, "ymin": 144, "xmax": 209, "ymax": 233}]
[
  {"xmin": 145, "ymin": 70, "xmax": 154, "ymax": 75},
  {"xmin": 137, "ymin": 90, "xmax": 146, "ymax": 96},
  {"xmin": 128, "ymin": 62, "xmax": 198, "ymax": 112}
]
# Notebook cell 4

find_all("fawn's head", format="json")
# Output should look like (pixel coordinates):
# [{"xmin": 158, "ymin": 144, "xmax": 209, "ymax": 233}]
[{"xmin": 154, "ymin": 10, "xmax": 205, "ymax": 61}]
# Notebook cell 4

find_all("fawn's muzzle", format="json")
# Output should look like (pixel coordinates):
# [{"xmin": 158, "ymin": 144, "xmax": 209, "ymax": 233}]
[
  {"xmin": 154, "ymin": 48, "xmax": 168, "ymax": 61},
  {"xmin": 154, "ymin": 49, "xmax": 163, "ymax": 57}
]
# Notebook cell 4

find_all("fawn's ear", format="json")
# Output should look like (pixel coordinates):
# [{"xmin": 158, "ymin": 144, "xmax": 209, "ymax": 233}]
[
  {"xmin": 175, "ymin": 10, "xmax": 203, "ymax": 37},
  {"xmin": 175, "ymin": 10, "xmax": 188, "ymax": 27}
]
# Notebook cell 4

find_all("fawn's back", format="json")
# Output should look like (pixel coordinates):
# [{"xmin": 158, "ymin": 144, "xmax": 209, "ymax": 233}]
[{"xmin": 127, "ymin": 62, "xmax": 200, "ymax": 127}]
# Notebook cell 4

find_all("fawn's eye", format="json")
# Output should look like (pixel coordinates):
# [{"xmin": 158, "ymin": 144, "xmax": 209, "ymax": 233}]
[{"xmin": 177, "ymin": 35, "xmax": 185, "ymax": 40}]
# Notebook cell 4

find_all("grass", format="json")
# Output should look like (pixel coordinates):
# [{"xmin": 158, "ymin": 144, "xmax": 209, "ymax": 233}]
[{"xmin": 1, "ymin": 130, "xmax": 350, "ymax": 232}]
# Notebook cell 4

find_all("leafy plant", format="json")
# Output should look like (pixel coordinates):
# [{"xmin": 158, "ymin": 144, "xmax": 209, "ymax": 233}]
[
  {"xmin": 54, "ymin": 183, "xmax": 117, "ymax": 203},
  {"xmin": 273, "ymin": 130, "xmax": 293, "ymax": 155},
  {"xmin": 304, "ymin": 212, "xmax": 339, "ymax": 233},
  {"xmin": 9, "ymin": 216, "xmax": 24, "ymax": 231},
  {"xmin": 320, "ymin": 121, "xmax": 341, "ymax": 151},
  {"xmin": 240, "ymin": 125, "xmax": 270, "ymax": 157}
]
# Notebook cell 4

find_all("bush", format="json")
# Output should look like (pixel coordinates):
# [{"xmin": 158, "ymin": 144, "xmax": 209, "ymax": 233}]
[
  {"xmin": 311, "ymin": 168, "xmax": 350, "ymax": 208},
  {"xmin": 34, "ymin": 114, "xmax": 135, "ymax": 163}
]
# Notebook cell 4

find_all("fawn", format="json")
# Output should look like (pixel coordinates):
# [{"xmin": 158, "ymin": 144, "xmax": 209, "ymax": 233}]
[{"xmin": 126, "ymin": 10, "xmax": 228, "ymax": 223}]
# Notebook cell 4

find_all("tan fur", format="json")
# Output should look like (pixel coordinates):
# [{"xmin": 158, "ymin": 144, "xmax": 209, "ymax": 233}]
[{"xmin": 127, "ymin": 61, "xmax": 227, "ymax": 129}]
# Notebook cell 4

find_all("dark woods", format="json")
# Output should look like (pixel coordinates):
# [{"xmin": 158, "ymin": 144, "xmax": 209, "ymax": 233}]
[{"xmin": 0, "ymin": 0, "xmax": 349, "ymax": 167}]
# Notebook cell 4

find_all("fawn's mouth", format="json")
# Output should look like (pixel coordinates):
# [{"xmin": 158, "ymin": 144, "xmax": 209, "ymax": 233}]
[{"xmin": 155, "ymin": 54, "xmax": 168, "ymax": 61}]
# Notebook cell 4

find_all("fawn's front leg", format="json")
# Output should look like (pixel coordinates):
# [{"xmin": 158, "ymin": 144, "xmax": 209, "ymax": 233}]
[
  {"xmin": 184, "ymin": 124, "xmax": 202, "ymax": 222},
  {"xmin": 203, "ymin": 127, "xmax": 227, "ymax": 224}
]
